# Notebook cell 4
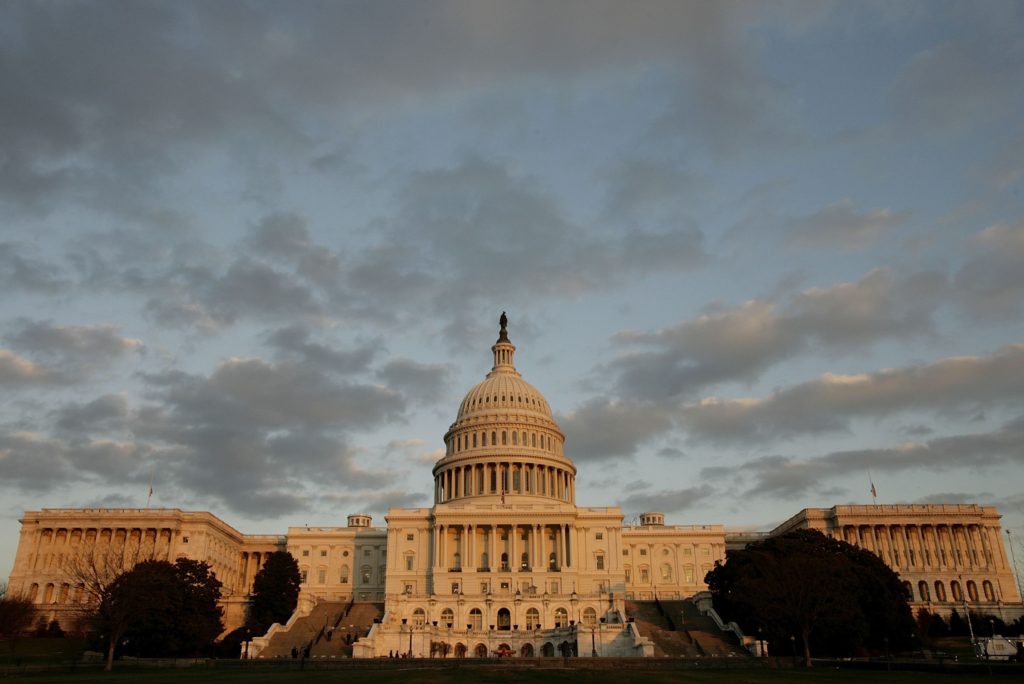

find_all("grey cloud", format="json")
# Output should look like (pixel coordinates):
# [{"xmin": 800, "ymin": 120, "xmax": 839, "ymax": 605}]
[
  {"xmin": 955, "ymin": 222, "xmax": 1024, "ymax": 319},
  {"xmin": 6, "ymin": 320, "xmax": 142, "ymax": 372},
  {"xmin": 0, "ymin": 1, "xmax": 808, "ymax": 211},
  {"xmin": 246, "ymin": 213, "xmax": 313, "ymax": 260},
  {"xmin": 321, "ymin": 490, "xmax": 430, "ymax": 515},
  {"xmin": 619, "ymin": 485, "xmax": 715, "ymax": 516},
  {"xmin": 740, "ymin": 415, "xmax": 1024, "ymax": 499},
  {"xmin": 0, "ymin": 243, "xmax": 70, "ymax": 293},
  {"xmin": 53, "ymin": 394, "xmax": 131, "ymax": 435},
  {"xmin": 610, "ymin": 268, "xmax": 940, "ymax": 400},
  {"xmin": 0, "ymin": 350, "xmax": 60, "ymax": 387},
  {"xmin": 680, "ymin": 343, "xmax": 1024, "ymax": 445},
  {"xmin": 376, "ymin": 359, "xmax": 451, "ymax": 403},
  {"xmin": 0, "ymin": 432, "xmax": 73, "ymax": 490},
  {"xmin": 558, "ymin": 397, "xmax": 673, "ymax": 461},
  {"xmin": 383, "ymin": 157, "xmax": 706, "ymax": 308},
  {"xmin": 786, "ymin": 199, "xmax": 910, "ymax": 250},
  {"xmin": 267, "ymin": 324, "xmax": 376, "ymax": 375}
]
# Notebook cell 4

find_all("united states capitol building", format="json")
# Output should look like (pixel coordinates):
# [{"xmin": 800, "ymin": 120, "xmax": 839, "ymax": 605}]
[{"xmin": 6, "ymin": 316, "xmax": 1023, "ymax": 656}]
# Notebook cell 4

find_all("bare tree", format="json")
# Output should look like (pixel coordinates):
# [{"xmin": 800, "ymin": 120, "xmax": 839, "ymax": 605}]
[{"xmin": 59, "ymin": 537, "xmax": 158, "ymax": 671}]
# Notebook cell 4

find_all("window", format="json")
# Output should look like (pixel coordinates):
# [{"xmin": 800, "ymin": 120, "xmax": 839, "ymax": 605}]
[
  {"xmin": 624, "ymin": 567, "xmax": 631, "ymax": 582},
  {"xmin": 320, "ymin": 550, "xmax": 327, "ymax": 557},
  {"xmin": 918, "ymin": 581, "xmax": 930, "ymax": 601},
  {"xmin": 406, "ymin": 533, "xmax": 415, "ymax": 541},
  {"xmin": 451, "ymin": 582, "xmax": 460, "ymax": 594},
  {"xmin": 469, "ymin": 608, "xmax": 483, "ymax": 630},
  {"xmin": 406, "ymin": 555, "xmax": 415, "ymax": 571},
  {"xmin": 361, "ymin": 566, "xmax": 372, "ymax": 584},
  {"xmin": 318, "ymin": 568, "xmax": 326, "ymax": 584},
  {"xmin": 623, "ymin": 549, "xmax": 629, "ymax": 556},
  {"xmin": 526, "ymin": 608, "xmax": 540, "ymax": 630},
  {"xmin": 340, "ymin": 565, "xmax": 349, "ymax": 583},
  {"xmin": 364, "ymin": 549, "xmax": 371, "ymax": 557},
  {"xmin": 441, "ymin": 608, "xmax": 454, "ymax": 627},
  {"xmin": 935, "ymin": 581, "xmax": 946, "ymax": 602},
  {"xmin": 640, "ymin": 568, "xmax": 649, "ymax": 583},
  {"xmin": 343, "ymin": 550, "xmax": 349, "ymax": 557},
  {"xmin": 302, "ymin": 550, "xmax": 310, "ymax": 557},
  {"xmin": 596, "ymin": 532, "xmax": 603, "ymax": 540},
  {"xmin": 639, "ymin": 548, "xmax": 647, "ymax": 556},
  {"xmin": 301, "ymin": 569, "xmax": 308, "ymax": 582},
  {"xmin": 582, "ymin": 607, "xmax": 597, "ymax": 626},
  {"xmin": 412, "ymin": 608, "xmax": 426, "ymax": 626},
  {"xmin": 481, "ymin": 582, "xmax": 490, "ymax": 593},
  {"xmin": 661, "ymin": 563, "xmax": 672, "ymax": 581},
  {"xmin": 554, "ymin": 607, "xmax": 568, "ymax": 627},
  {"xmin": 596, "ymin": 555, "xmax": 605, "ymax": 570},
  {"xmin": 404, "ymin": 583, "xmax": 413, "ymax": 594}
]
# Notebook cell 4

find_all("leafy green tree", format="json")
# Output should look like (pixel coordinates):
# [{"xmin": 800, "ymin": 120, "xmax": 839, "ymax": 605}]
[
  {"xmin": 706, "ymin": 529, "xmax": 915, "ymax": 666},
  {"xmin": 247, "ymin": 551, "xmax": 301, "ymax": 634}
]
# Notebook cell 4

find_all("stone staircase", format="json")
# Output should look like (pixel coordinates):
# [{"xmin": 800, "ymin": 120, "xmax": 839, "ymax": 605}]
[
  {"xmin": 624, "ymin": 599, "xmax": 748, "ymax": 658},
  {"xmin": 254, "ymin": 601, "xmax": 385, "ymax": 659},
  {"xmin": 309, "ymin": 602, "xmax": 384, "ymax": 658}
]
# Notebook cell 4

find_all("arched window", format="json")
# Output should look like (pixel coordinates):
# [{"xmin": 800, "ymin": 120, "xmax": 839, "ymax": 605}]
[
  {"xmin": 522, "ymin": 431, "xmax": 527, "ymax": 446},
  {"xmin": 28, "ymin": 583, "xmax": 39, "ymax": 602},
  {"xmin": 512, "ymin": 431, "xmax": 517, "ymax": 445},
  {"xmin": 521, "ymin": 643, "xmax": 534, "ymax": 657},
  {"xmin": 918, "ymin": 581, "xmax": 930, "ymax": 602},
  {"xmin": 582, "ymin": 607, "xmax": 597, "ymax": 626},
  {"xmin": 497, "ymin": 607, "xmax": 511, "ymax": 630},
  {"xmin": 661, "ymin": 564, "xmax": 673, "ymax": 581},
  {"xmin": 902, "ymin": 581, "xmax": 913, "ymax": 600},
  {"xmin": 455, "ymin": 643, "xmax": 467, "ymax": 658},
  {"xmin": 951, "ymin": 580, "xmax": 963, "ymax": 602},
  {"xmin": 502, "ymin": 431, "xmax": 507, "ymax": 445},
  {"xmin": 967, "ymin": 580, "xmax": 979, "ymax": 602},
  {"xmin": 549, "ymin": 552, "xmax": 557, "ymax": 570},
  {"xmin": 441, "ymin": 608, "xmax": 454, "ymax": 627},
  {"xmin": 482, "ymin": 432, "xmax": 487, "ymax": 447},
  {"xmin": 554, "ymin": 607, "xmax": 568, "ymax": 627},
  {"xmin": 340, "ymin": 565, "xmax": 349, "ymax": 583},
  {"xmin": 935, "ymin": 581, "xmax": 946, "ymax": 602},
  {"xmin": 412, "ymin": 608, "xmax": 426, "ymax": 626},
  {"xmin": 521, "ymin": 552, "xmax": 529, "ymax": 570},
  {"xmin": 983, "ymin": 580, "xmax": 995, "ymax": 602},
  {"xmin": 525, "ymin": 607, "xmax": 540, "ymax": 630},
  {"xmin": 491, "ymin": 431, "xmax": 497, "ymax": 446},
  {"xmin": 541, "ymin": 642, "xmax": 555, "ymax": 657},
  {"xmin": 532, "ymin": 433, "xmax": 537, "ymax": 447},
  {"xmin": 469, "ymin": 608, "xmax": 483, "ymax": 631},
  {"xmin": 473, "ymin": 433, "xmax": 477, "ymax": 448},
  {"xmin": 474, "ymin": 643, "xmax": 488, "ymax": 658},
  {"xmin": 501, "ymin": 552, "xmax": 509, "ymax": 571}
]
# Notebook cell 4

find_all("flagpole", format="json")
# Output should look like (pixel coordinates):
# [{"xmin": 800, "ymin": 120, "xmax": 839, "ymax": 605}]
[
  {"xmin": 146, "ymin": 469, "xmax": 155, "ymax": 509},
  {"xmin": 868, "ymin": 470, "xmax": 877, "ymax": 505}
]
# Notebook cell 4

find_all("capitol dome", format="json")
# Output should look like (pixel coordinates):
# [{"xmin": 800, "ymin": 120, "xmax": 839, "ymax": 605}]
[{"xmin": 432, "ymin": 314, "xmax": 575, "ymax": 505}]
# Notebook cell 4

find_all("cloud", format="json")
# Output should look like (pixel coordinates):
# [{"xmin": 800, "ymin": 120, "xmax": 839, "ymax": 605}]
[
  {"xmin": 0, "ymin": 243, "xmax": 70, "ymax": 293},
  {"xmin": 376, "ymin": 359, "xmax": 451, "ymax": 403},
  {"xmin": 5, "ymin": 320, "xmax": 142, "ymax": 377},
  {"xmin": 267, "ymin": 324, "xmax": 376, "ymax": 375},
  {"xmin": 0, "ymin": 350, "xmax": 59, "ymax": 386},
  {"xmin": 53, "ymin": 394, "xmax": 131, "ymax": 435},
  {"xmin": 618, "ymin": 484, "xmax": 715, "ymax": 515},
  {"xmin": 786, "ymin": 199, "xmax": 909, "ymax": 250},
  {"xmin": 609, "ymin": 268, "xmax": 939, "ymax": 399},
  {"xmin": 738, "ymin": 415, "xmax": 1024, "ymax": 499},
  {"xmin": 680, "ymin": 344, "xmax": 1024, "ymax": 444},
  {"xmin": 955, "ymin": 222, "xmax": 1024, "ymax": 319},
  {"xmin": 558, "ymin": 397, "xmax": 673, "ymax": 461}
]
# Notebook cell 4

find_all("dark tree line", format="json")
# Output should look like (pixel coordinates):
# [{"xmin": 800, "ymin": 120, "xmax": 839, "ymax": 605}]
[{"xmin": 706, "ymin": 529, "xmax": 916, "ymax": 665}]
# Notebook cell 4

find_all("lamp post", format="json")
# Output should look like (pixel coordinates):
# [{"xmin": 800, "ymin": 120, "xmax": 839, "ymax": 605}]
[
  {"xmin": 790, "ymin": 635, "xmax": 796, "ymax": 667},
  {"xmin": 591, "ymin": 625, "xmax": 597, "ymax": 657}
]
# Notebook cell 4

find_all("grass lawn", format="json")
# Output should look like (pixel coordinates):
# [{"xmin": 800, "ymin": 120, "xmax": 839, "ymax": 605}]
[{"xmin": 0, "ymin": 665, "xmax": 1014, "ymax": 684}]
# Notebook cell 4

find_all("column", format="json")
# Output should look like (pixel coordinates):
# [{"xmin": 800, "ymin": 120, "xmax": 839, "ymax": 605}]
[
  {"xmin": 511, "ymin": 524, "xmax": 518, "ymax": 572},
  {"xmin": 489, "ymin": 525, "xmax": 497, "ymax": 570},
  {"xmin": 560, "ymin": 525, "xmax": 567, "ymax": 570}
]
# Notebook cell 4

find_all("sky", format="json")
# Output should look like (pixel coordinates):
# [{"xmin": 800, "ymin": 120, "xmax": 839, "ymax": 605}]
[{"xmin": 2, "ymin": 1, "xmax": 1024, "ymax": 582}]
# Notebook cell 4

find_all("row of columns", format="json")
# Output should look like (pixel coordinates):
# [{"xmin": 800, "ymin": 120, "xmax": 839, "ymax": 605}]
[
  {"xmin": 834, "ymin": 523, "xmax": 1009, "ymax": 572},
  {"xmin": 433, "ymin": 523, "xmax": 573, "ymax": 573},
  {"xmin": 435, "ymin": 462, "xmax": 575, "ymax": 503},
  {"xmin": 449, "ymin": 428, "xmax": 557, "ymax": 455}
]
